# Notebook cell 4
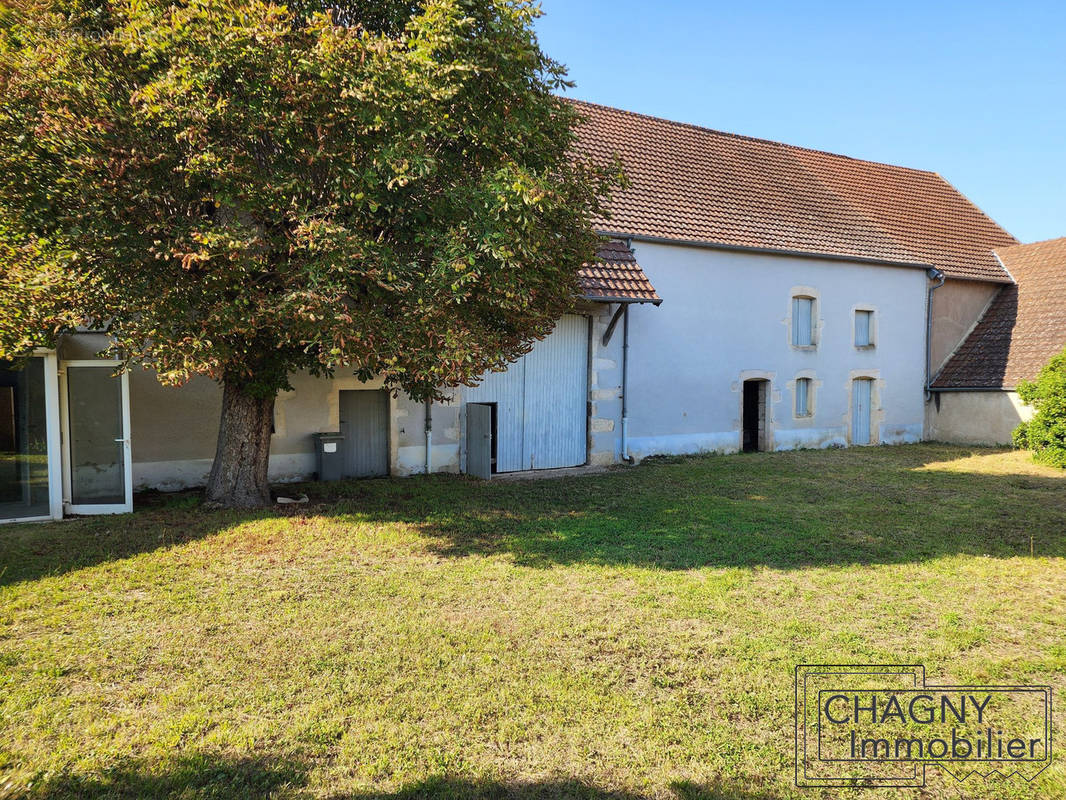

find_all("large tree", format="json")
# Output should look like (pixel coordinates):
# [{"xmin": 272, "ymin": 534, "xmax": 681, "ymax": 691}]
[{"xmin": 0, "ymin": 0, "xmax": 618, "ymax": 506}]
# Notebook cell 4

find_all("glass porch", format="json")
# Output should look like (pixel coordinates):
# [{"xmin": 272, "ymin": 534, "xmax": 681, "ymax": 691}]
[{"xmin": 0, "ymin": 358, "xmax": 52, "ymax": 521}]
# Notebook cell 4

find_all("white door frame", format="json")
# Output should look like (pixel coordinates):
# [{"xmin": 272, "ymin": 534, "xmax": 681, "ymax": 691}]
[
  {"xmin": 59, "ymin": 360, "xmax": 133, "ymax": 516},
  {"xmin": 0, "ymin": 351, "xmax": 63, "ymax": 524},
  {"xmin": 42, "ymin": 351, "xmax": 63, "ymax": 520}
]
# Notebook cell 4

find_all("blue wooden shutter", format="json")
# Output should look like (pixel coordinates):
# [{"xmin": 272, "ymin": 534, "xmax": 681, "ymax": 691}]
[
  {"xmin": 855, "ymin": 310, "xmax": 872, "ymax": 346},
  {"xmin": 852, "ymin": 379, "xmax": 872, "ymax": 444},
  {"xmin": 796, "ymin": 378, "xmax": 809, "ymax": 417},
  {"xmin": 793, "ymin": 297, "xmax": 813, "ymax": 346}
]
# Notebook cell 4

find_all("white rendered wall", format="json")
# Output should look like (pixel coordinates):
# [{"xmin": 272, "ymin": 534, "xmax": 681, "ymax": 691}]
[{"xmin": 623, "ymin": 242, "xmax": 929, "ymax": 460}]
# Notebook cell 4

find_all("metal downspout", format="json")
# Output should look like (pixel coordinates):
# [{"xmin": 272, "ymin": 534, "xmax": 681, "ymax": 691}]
[
  {"xmin": 622, "ymin": 304, "xmax": 632, "ymax": 463},
  {"xmin": 925, "ymin": 268, "xmax": 946, "ymax": 401},
  {"xmin": 424, "ymin": 400, "xmax": 432, "ymax": 475}
]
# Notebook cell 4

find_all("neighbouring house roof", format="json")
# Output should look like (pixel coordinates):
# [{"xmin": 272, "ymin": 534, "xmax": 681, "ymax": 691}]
[
  {"xmin": 579, "ymin": 240, "xmax": 662, "ymax": 304},
  {"xmin": 571, "ymin": 100, "xmax": 1018, "ymax": 282},
  {"xmin": 932, "ymin": 237, "xmax": 1066, "ymax": 390}
]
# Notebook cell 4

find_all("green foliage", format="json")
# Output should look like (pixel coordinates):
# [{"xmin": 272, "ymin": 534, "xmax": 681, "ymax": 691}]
[
  {"xmin": 1012, "ymin": 418, "xmax": 1029, "ymax": 450},
  {"xmin": 0, "ymin": 0, "xmax": 619, "ymax": 400},
  {"xmin": 1013, "ymin": 348, "xmax": 1066, "ymax": 468},
  {"xmin": 288, "ymin": 0, "xmax": 422, "ymax": 32}
]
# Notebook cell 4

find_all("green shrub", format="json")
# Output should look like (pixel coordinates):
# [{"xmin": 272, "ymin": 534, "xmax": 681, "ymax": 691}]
[{"xmin": 1013, "ymin": 348, "xmax": 1066, "ymax": 468}]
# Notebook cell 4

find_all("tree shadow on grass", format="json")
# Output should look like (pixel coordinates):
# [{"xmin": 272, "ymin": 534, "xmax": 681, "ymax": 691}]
[
  {"xmin": 0, "ymin": 502, "xmax": 273, "ymax": 587},
  {"xmin": 329, "ymin": 776, "xmax": 787, "ymax": 800},
  {"xmin": 2, "ymin": 445, "xmax": 1065, "ymax": 586},
  {"xmin": 14, "ymin": 752, "xmax": 786, "ymax": 800},
  {"xmin": 13, "ymin": 753, "xmax": 307, "ymax": 799},
  {"xmin": 323, "ymin": 444, "xmax": 1066, "ymax": 571}
]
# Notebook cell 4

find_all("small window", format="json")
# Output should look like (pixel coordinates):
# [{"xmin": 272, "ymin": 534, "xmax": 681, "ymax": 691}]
[
  {"xmin": 855, "ymin": 310, "xmax": 874, "ymax": 347},
  {"xmin": 792, "ymin": 297, "xmax": 815, "ymax": 347},
  {"xmin": 795, "ymin": 378, "xmax": 812, "ymax": 417}
]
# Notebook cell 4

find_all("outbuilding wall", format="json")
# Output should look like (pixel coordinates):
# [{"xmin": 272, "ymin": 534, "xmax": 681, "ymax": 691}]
[
  {"xmin": 121, "ymin": 313, "xmax": 611, "ymax": 491},
  {"xmin": 926, "ymin": 391, "xmax": 1033, "ymax": 445},
  {"xmin": 928, "ymin": 278, "xmax": 1002, "ymax": 374},
  {"xmin": 128, "ymin": 371, "xmax": 466, "ymax": 491},
  {"xmin": 587, "ymin": 303, "xmax": 626, "ymax": 465}
]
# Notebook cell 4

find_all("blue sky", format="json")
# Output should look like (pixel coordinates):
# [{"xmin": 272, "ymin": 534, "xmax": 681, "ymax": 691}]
[{"xmin": 534, "ymin": 1, "xmax": 1065, "ymax": 244}]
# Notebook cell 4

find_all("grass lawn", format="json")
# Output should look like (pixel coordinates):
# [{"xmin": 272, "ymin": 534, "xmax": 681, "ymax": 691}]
[{"xmin": 1, "ymin": 444, "xmax": 1065, "ymax": 799}]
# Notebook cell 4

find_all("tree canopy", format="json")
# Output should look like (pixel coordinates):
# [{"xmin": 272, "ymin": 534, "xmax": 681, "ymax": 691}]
[
  {"xmin": 0, "ymin": 0, "xmax": 617, "ymax": 400},
  {"xmin": 0, "ymin": 0, "xmax": 619, "ymax": 505}
]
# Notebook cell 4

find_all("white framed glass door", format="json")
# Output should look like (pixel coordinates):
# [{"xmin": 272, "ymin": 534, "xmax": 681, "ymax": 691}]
[
  {"xmin": 0, "ymin": 354, "xmax": 62, "ymax": 523},
  {"xmin": 61, "ymin": 362, "xmax": 132, "ymax": 515}
]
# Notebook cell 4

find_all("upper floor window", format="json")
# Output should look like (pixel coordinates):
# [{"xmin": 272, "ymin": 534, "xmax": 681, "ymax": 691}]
[
  {"xmin": 792, "ymin": 296, "xmax": 815, "ymax": 347},
  {"xmin": 855, "ymin": 309, "xmax": 874, "ymax": 348}
]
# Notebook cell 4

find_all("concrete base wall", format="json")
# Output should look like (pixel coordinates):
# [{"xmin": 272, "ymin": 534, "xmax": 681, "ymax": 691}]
[{"xmin": 926, "ymin": 391, "xmax": 1034, "ymax": 445}]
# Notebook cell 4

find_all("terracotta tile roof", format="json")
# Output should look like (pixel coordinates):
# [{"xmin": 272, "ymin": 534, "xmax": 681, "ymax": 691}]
[
  {"xmin": 571, "ymin": 100, "xmax": 1017, "ymax": 282},
  {"xmin": 932, "ymin": 237, "xmax": 1066, "ymax": 389},
  {"xmin": 578, "ymin": 240, "xmax": 661, "ymax": 304}
]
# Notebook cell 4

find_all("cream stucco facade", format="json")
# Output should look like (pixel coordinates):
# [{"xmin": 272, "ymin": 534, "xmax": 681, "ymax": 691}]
[
  {"xmin": 94, "ymin": 243, "xmax": 937, "ymax": 492},
  {"xmin": 116, "ymin": 302, "xmax": 627, "ymax": 491},
  {"xmin": 127, "ymin": 370, "xmax": 468, "ymax": 491},
  {"xmin": 926, "ymin": 391, "xmax": 1034, "ymax": 446}
]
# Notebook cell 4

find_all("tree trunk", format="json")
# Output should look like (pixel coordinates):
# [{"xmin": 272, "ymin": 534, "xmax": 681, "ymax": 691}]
[{"xmin": 205, "ymin": 381, "xmax": 276, "ymax": 509}]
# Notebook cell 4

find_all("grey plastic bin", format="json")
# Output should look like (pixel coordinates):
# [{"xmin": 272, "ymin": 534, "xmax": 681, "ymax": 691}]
[{"xmin": 312, "ymin": 432, "xmax": 345, "ymax": 482}]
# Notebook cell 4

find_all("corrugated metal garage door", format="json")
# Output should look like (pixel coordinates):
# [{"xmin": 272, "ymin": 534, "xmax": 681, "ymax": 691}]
[{"xmin": 466, "ymin": 315, "xmax": 588, "ymax": 472}]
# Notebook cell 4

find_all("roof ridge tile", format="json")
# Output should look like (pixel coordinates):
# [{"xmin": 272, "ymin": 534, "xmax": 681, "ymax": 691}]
[{"xmin": 567, "ymin": 97, "xmax": 942, "ymax": 176}]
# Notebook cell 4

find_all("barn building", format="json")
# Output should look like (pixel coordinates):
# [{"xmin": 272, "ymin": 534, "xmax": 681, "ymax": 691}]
[{"xmin": 0, "ymin": 101, "xmax": 1053, "ymax": 522}]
